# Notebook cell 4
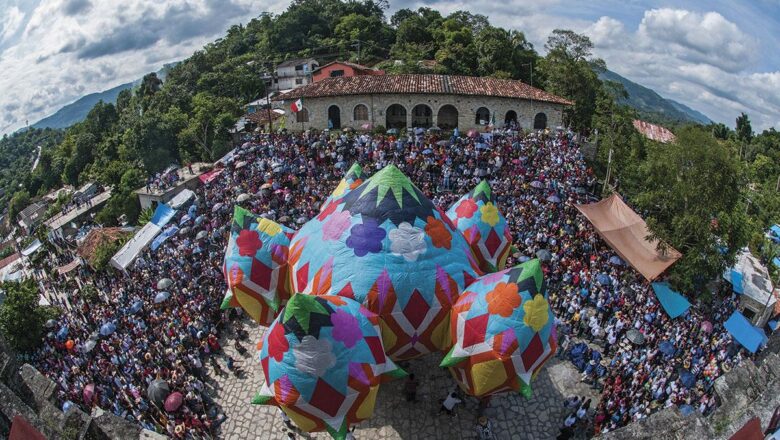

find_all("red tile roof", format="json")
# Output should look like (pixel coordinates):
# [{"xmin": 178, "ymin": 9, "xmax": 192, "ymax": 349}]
[{"xmin": 276, "ymin": 74, "xmax": 573, "ymax": 105}]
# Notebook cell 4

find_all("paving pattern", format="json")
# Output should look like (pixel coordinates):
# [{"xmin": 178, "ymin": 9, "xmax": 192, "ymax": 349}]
[{"xmin": 209, "ymin": 319, "xmax": 599, "ymax": 440}]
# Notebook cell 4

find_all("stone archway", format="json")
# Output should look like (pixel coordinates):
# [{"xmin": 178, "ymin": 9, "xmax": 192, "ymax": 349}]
[
  {"xmin": 328, "ymin": 105, "xmax": 341, "ymax": 129},
  {"xmin": 437, "ymin": 105, "xmax": 458, "ymax": 130},
  {"xmin": 505, "ymin": 110, "xmax": 518, "ymax": 127},
  {"xmin": 533, "ymin": 112, "xmax": 547, "ymax": 130},
  {"xmin": 475, "ymin": 107, "xmax": 490, "ymax": 125},
  {"xmin": 411, "ymin": 104, "xmax": 433, "ymax": 128},
  {"xmin": 386, "ymin": 104, "xmax": 407, "ymax": 130}
]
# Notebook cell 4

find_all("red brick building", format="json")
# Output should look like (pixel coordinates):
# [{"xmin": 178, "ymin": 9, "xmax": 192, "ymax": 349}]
[{"xmin": 311, "ymin": 61, "xmax": 384, "ymax": 83}]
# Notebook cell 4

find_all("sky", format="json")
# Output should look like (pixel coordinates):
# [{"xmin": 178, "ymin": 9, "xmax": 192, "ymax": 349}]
[{"xmin": 0, "ymin": 0, "xmax": 778, "ymax": 135}]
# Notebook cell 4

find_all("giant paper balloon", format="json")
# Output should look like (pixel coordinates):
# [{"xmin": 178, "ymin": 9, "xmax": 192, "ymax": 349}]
[
  {"xmin": 288, "ymin": 165, "xmax": 482, "ymax": 360},
  {"xmin": 441, "ymin": 259, "xmax": 557, "ymax": 398},
  {"xmin": 446, "ymin": 180, "xmax": 513, "ymax": 273},
  {"xmin": 319, "ymin": 162, "xmax": 366, "ymax": 212},
  {"xmin": 223, "ymin": 206, "xmax": 295, "ymax": 326},
  {"xmin": 255, "ymin": 294, "xmax": 405, "ymax": 439}
]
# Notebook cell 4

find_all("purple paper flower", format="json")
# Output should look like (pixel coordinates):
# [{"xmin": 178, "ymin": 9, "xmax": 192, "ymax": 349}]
[
  {"xmin": 331, "ymin": 309, "xmax": 361, "ymax": 348},
  {"xmin": 346, "ymin": 219, "xmax": 386, "ymax": 257}
]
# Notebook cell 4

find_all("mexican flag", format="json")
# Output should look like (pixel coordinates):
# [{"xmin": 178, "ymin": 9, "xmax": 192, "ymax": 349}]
[{"xmin": 290, "ymin": 98, "xmax": 303, "ymax": 113}]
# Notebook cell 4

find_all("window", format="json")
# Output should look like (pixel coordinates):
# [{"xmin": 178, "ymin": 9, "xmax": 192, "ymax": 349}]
[
  {"xmin": 295, "ymin": 78, "xmax": 303, "ymax": 85},
  {"xmin": 437, "ymin": 105, "xmax": 458, "ymax": 130},
  {"xmin": 411, "ymin": 104, "xmax": 433, "ymax": 128},
  {"xmin": 475, "ymin": 107, "xmax": 490, "ymax": 125},
  {"xmin": 353, "ymin": 104, "xmax": 369, "ymax": 121},
  {"xmin": 295, "ymin": 64, "xmax": 304, "ymax": 71},
  {"xmin": 742, "ymin": 307, "xmax": 756, "ymax": 321},
  {"xmin": 296, "ymin": 108, "xmax": 309, "ymax": 123},
  {"xmin": 533, "ymin": 112, "xmax": 547, "ymax": 130},
  {"xmin": 330, "ymin": 70, "xmax": 345, "ymax": 77}
]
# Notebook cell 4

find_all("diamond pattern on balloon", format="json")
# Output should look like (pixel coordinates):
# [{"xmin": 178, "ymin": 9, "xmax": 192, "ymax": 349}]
[
  {"xmin": 462, "ymin": 313, "xmax": 489, "ymax": 348},
  {"xmin": 404, "ymin": 290, "xmax": 430, "ymax": 329},
  {"xmin": 309, "ymin": 378, "xmax": 345, "ymax": 417},
  {"xmin": 485, "ymin": 229, "xmax": 501, "ymax": 257}
]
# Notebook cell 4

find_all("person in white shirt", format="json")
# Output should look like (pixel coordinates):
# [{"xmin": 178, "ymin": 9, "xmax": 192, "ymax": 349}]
[{"xmin": 440, "ymin": 391, "xmax": 462, "ymax": 416}]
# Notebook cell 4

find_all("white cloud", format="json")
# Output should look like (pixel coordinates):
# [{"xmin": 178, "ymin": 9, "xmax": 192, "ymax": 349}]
[{"xmin": 0, "ymin": 5, "xmax": 24, "ymax": 45}]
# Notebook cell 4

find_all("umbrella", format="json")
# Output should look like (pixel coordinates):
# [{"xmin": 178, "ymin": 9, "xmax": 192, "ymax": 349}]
[
  {"xmin": 296, "ymin": 217, "xmax": 307, "ymax": 225},
  {"xmin": 157, "ymin": 278, "xmax": 173, "ymax": 290},
  {"xmin": 546, "ymin": 194, "xmax": 561, "ymax": 203},
  {"xmin": 414, "ymin": 127, "xmax": 425, "ymax": 135},
  {"xmin": 62, "ymin": 401, "xmax": 74, "ymax": 412},
  {"xmin": 211, "ymin": 203, "xmax": 224, "ymax": 213},
  {"xmin": 194, "ymin": 215, "xmax": 206, "ymax": 225},
  {"xmin": 82, "ymin": 340, "xmax": 97, "ymax": 353},
  {"xmin": 659, "ymin": 340, "xmax": 676, "ymax": 356},
  {"xmin": 45, "ymin": 319, "xmax": 57, "ymax": 328},
  {"xmin": 608, "ymin": 256, "xmax": 624, "ymax": 265},
  {"xmin": 626, "ymin": 329, "xmax": 646, "ymax": 345},
  {"xmin": 596, "ymin": 273, "xmax": 610, "ymax": 285},
  {"xmin": 178, "ymin": 227, "xmax": 190, "ymax": 236},
  {"xmin": 701, "ymin": 321, "xmax": 713, "ymax": 333},
  {"xmin": 678, "ymin": 404, "xmax": 695, "ymax": 416},
  {"xmin": 535, "ymin": 249, "xmax": 552, "ymax": 262},
  {"xmin": 427, "ymin": 126, "xmax": 441, "ymax": 133},
  {"xmin": 83, "ymin": 383, "xmax": 95, "ymax": 404},
  {"xmin": 530, "ymin": 180, "xmax": 544, "ymax": 189},
  {"xmin": 260, "ymin": 183, "xmax": 273, "ymax": 190},
  {"xmin": 436, "ymin": 140, "xmax": 449, "ymax": 146},
  {"xmin": 467, "ymin": 129, "xmax": 479, "ymax": 138},
  {"xmin": 130, "ymin": 300, "xmax": 143, "ymax": 314},
  {"xmin": 147, "ymin": 379, "xmax": 170, "ymax": 408},
  {"xmin": 518, "ymin": 255, "xmax": 531, "ymax": 263},
  {"xmin": 195, "ymin": 230, "xmax": 208, "ymax": 240},
  {"xmin": 386, "ymin": 128, "xmax": 399, "ymax": 135},
  {"xmin": 360, "ymin": 123, "xmax": 372, "ymax": 130},
  {"xmin": 164, "ymin": 392, "xmax": 184, "ymax": 412},
  {"xmin": 235, "ymin": 160, "xmax": 248, "ymax": 169},
  {"xmin": 236, "ymin": 193, "xmax": 251, "ymax": 202},
  {"xmin": 99, "ymin": 322, "xmax": 116, "ymax": 336},
  {"xmin": 278, "ymin": 215, "xmax": 291, "ymax": 223},
  {"xmin": 679, "ymin": 369, "xmax": 695, "ymax": 388},
  {"xmin": 56, "ymin": 326, "xmax": 69, "ymax": 341},
  {"xmin": 154, "ymin": 291, "xmax": 171, "ymax": 304}
]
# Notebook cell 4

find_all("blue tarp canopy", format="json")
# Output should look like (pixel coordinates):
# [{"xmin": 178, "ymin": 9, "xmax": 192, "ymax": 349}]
[
  {"xmin": 724, "ymin": 311, "xmax": 767, "ymax": 354},
  {"xmin": 150, "ymin": 226, "xmax": 179, "ymax": 251},
  {"xmin": 150, "ymin": 203, "xmax": 176, "ymax": 227},
  {"xmin": 773, "ymin": 257, "xmax": 780, "ymax": 268},
  {"xmin": 722, "ymin": 268, "xmax": 745, "ymax": 294},
  {"xmin": 771, "ymin": 224, "xmax": 780, "ymax": 237},
  {"xmin": 651, "ymin": 282, "xmax": 691, "ymax": 319}
]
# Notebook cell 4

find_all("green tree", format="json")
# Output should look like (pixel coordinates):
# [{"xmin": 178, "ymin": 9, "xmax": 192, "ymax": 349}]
[
  {"xmin": 711, "ymin": 123, "xmax": 732, "ymax": 140},
  {"xmin": 0, "ymin": 280, "xmax": 51, "ymax": 352},
  {"xmin": 178, "ymin": 92, "xmax": 241, "ymax": 161},
  {"xmin": 736, "ymin": 112, "xmax": 753, "ymax": 144},
  {"xmin": 8, "ymin": 190, "xmax": 30, "ymax": 220}
]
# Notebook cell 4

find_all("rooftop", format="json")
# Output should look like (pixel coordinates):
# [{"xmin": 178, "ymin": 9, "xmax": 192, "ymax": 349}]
[
  {"xmin": 44, "ymin": 190, "xmax": 111, "ymax": 231},
  {"xmin": 276, "ymin": 74, "xmax": 573, "ymax": 105},
  {"xmin": 277, "ymin": 57, "xmax": 318, "ymax": 68},
  {"xmin": 312, "ymin": 60, "xmax": 383, "ymax": 74}
]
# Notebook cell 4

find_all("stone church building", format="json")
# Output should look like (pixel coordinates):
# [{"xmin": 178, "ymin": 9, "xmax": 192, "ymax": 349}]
[{"xmin": 276, "ymin": 74, "xmax": 571, "ymax": 132}]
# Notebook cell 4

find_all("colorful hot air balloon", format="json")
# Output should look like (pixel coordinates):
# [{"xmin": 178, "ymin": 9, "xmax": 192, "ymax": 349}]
[
  {"xmin": 287, "ymin": 165, "xmax": 482, "ymax": 360},
  {"xmin": 319, "ymin": 162, "xmax": 366, "ymax": 212},
  {"xmin": 223, "ymin": 206, "xmax": 295, "ymax": 326},
  {"xmin": 446, "ymin": 180, "xmax": 513, "ymax": 273},
  {"xmin": 441, "ymin": 259, "xmax": 557, "ymax": 398},
  {"xmin": 255, "ymin": 294, "xmax": 405, "ymax": 439}
]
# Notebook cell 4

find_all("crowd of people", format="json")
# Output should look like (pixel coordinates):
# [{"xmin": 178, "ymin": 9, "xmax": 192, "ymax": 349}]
[{"xmin": 25, "ymin": 126, "xmax": 756, "ymax": 438}]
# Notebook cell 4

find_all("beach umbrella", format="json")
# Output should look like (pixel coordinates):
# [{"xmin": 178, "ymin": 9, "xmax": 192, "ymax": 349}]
[
  {"xmin": 535, "ymin": 249, "xmax": 552, "ymax": 262},
  {"xmin": 164, "ymin": 392, "xmax": 184, "ymax": 412},
  {"xmin": 626, "ymin": 329, "xmax": 646, "ymax": 345},
  {"xmin": 701, "ymin": 321, "xmax": 713, "ymax": 333},
  {"xmin": 236, "ymin": 193, "xmax": 251, "ymax": 203},
  {"xmin": 147, "ymin": 379, "xmax": 170, "ymax": 408},
  {"xmin": 45, "ymin": 319, "xmax": 57, "ymax": 328},
  {"xmin": 679, "ymin": 369, "xmax": 695, "ymax": 388},
  {"xmin": 608, "ymin": 256, "xmax": 624, "ymax": 265},
  {"xmin": 546, "ymin": 194, "xmax": 561, "ymax": 203},
  {"xmin": 154, "ymin": 291, "xmax": 171, "ymax": 304},
  {"xmin": 83, "ymin": 384, "xmax": 95, "ymax": 404},
  {"xmin": 157, "ymin": 278, "xmax": 173, "ymax": 290},
  {"xmin": 195, "ymin": 230, "xmax": 208, "ymax": 240},
  {"xmin": 82, "ymin": 340, "xmax": 97, "ymax": 353},
  {"xmin": 99, "ymin": 322, "xmax": 116, "ymax": 336}
]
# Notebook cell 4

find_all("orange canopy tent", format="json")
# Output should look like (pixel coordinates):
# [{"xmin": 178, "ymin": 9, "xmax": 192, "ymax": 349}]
[{"xmin": 575, "ymin": 193, "xmax": 681, "ymax": 281}]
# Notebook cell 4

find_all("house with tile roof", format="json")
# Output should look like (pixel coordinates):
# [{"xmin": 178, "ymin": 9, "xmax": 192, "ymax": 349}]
[
  {"xmin": 275, "ymin": 74, "xmax": 572, "ymax": 132},
  {"xmin": 311, "ymin": 61, "xmax": 385, "ymax": 82}
]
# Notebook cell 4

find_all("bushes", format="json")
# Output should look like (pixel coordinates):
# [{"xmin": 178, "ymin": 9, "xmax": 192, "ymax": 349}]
[{"xmin": 0, "ymin": 280, "xmax": 50, "ymax": 352}]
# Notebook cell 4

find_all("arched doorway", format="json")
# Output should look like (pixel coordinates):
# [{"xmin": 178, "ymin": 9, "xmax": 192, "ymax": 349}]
[
  {"xmin": 411, "ymin": 104, "xmax": 433, "ymax": 128},
  {"xmin": 475, "ymin": 107, "xmax": 490, "ymax": 125},
  {"xmin": 353, "ymin": 104, "xmax": 369, "ymax": 121},
  {"xmin": 505, "ymin": 110, "xmax": 518, "ymax": 127},
  {"xmin": 533, "ymin": 112, "xmax": 547, "ymax": 130},
  {"xmin": 437, "ymin": 105, "xmax": 458, "ymax": 130},
  {"xmin": 328, "ymin": 105, "xmax": 341, "ymax": 129},
  {"xmin": 386, "ymin": 104, "xmax": 407, "ymax": 130}
]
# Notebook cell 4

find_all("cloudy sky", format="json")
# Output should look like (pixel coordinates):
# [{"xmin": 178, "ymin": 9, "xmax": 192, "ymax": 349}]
[{"xmin": 0, "ymin": 0, "xmax": 778, "ymax": 135}]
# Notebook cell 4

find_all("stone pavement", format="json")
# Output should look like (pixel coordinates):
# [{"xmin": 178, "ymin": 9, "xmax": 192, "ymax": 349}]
[{"xmin": 209, "ymin": 319, "xmax": 599, "ymax": 440}]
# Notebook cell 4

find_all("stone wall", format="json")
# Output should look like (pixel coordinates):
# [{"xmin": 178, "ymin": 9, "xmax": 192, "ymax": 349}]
[
  {"xmin": 284, "ymin": 93, "xmax": 565, "ymax": 132},
  {"xmin": 602, "ymin": 351, "xmax": 780, "ymax": 439}
]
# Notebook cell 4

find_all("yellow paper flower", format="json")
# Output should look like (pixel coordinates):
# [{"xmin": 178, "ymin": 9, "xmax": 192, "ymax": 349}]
[
  {"xmin": 523, "ymin": 294, "xmax": 549, "ymax": 332},
  {"xmin": 480, "ymin": 203, "xmax": 500, "ymax": 227},
  {"xmin": 257, "ymin": 218, "xmax": 282, "ymax": 237}
]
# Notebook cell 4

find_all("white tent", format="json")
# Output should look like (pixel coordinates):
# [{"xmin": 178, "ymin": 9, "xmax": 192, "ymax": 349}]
[
  {"xmin": 168, "ymin": 189, "xmax": 196, "ymax": 209},
  {"xmin": 109, "ymin": 223, "xmax": 160, "ymax": 271}
]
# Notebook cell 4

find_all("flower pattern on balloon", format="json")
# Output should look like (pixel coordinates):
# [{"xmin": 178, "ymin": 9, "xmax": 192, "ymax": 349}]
[
  {"xmin": 257, "ymin": 218, "xmax": 282, "ymax": 237},
  {"xmin": 480, "ymin": 203, "xmax": 500, "ymax": 227},
  {"xmin": 331, "ymin": 309, "xmax": 362, "ymax": 348},
  {"xmin": 346, "ymin": 219, "xmax": 386, "ymax": 257},
  {"xmin": 425, "ymin": 216, "xmax": 452, "ymax": 249},
  {"xmin": 455, "ymin": 199, "xmax": 478, "ymax": 219},
  {"xmin": 293, "ymin": 335, "xmax": 336, "ymax": 377},
  {"xmin": 322, "ymin": 210, "xmax": 351, "ymax": 241},
  {"xmin": 486, "ymin": 282, "xmax": 520, "ymax": 317},
  {"xmin": 389, "ymin": 222, "xmax": 426, "ymax": 261},
  {"xmin": 236, "ymin": 230, "xmax": 262, "ymax": 257},
  {"xmin": 267, "ymin": 323, "xmax": 288, "ymax": 362},
  {"xmin": 523, "ymin": 294, "xmax": 549, "ymax": 332}
]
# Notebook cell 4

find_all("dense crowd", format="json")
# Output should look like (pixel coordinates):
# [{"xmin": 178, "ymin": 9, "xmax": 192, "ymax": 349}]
[{"xmin": 26, "ymin": 127, "xmax": 753, "ymax": 438}]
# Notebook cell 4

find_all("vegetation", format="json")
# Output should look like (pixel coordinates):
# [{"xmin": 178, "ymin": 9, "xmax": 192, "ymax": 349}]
[
  {"xmin": 0, "ymin": 280, "xmax": 58, "ymax": 352},
  {"xmin": 91, "ymin": 234, "xmax": 129, "ymax": 271}
]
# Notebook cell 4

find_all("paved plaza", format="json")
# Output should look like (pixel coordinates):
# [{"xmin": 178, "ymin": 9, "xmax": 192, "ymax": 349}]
[{"xmin": 209, "ymin": 319, "xmax": 599, "ymax": 440}]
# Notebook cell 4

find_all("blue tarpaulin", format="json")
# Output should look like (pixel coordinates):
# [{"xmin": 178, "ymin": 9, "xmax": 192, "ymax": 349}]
[
  {"xmin": 651, "ymin": 282, "xmax": 691, "ymax": 318},
  {"xmin": 724, "ymin": 311, "xmax": 767, "ymax": 353},
  {"xmin": 771, "ymin": 224, "xmax": 780, "ymax": 237},
  {"xmin": 150, "ymin": 203, "xmax": 176, "ymax": 227},
  {"xmin": 773, "ymin": 257, "xmax": 780, "ymax": 268},
  {"xmin": 723, "ymin": 268, "xmax": 745, "ymax": 293},
  {"xmin": 150, "ymin": 226, "xmax": 179, "ymax": 251}
]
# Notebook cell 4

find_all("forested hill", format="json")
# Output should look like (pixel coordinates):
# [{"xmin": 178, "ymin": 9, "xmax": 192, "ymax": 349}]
[
  {"xmin": 599, "ymin": 69, "xmax": 712, "ymax": 126},
  {"xmin": 0, "ymin": 128, "xmax": 63, "ymax": 210}
]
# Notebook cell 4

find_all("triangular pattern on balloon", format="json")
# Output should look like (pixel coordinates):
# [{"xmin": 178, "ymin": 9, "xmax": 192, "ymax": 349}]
[
  {"xmin": 441, "ymin": 259, "xmax": 557, "ymax": 398},
  {"xmin": 256, "ymin": 294, "xmax": 404, "ymax": 437},
  {"xmin": 319, "ymin": 162, "xmax": 366, "ymax": 214},
  {"xmin": 446, "ymin": 180, "xmax": 513, "ymax": 273},
  {"xmin": 287, "ymin": 165, "xmax": 482, "ymax": 360},
  {"xmin": 223, "ymin": 205, "xmax": 295, "ymax": 326}
]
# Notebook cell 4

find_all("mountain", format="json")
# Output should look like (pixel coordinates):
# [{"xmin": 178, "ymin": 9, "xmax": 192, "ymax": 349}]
[
  {"xmin": 31, "ymin": 64, "xmax": 175, "ymax": 130},
  {"xmin": 598, "ymin": 69, "xmax": 713, "ymax": 126}
]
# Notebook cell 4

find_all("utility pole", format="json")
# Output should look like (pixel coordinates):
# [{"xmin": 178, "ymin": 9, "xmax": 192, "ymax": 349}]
[
  {"xmin": 352, "ymin": 41, "xmax": 361, "ymax": 63},
  {"xmin": 602, "ymin": 148, "xmax": 613, "ymax": 195}
]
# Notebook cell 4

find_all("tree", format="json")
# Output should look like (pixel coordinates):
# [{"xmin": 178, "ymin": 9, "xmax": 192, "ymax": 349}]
[
  {"xmin": 8, "ymin": 190, "xmax": 30, "ymax": 220},
  {"xmin": 711, "ymin": 123, "xmax": 732, "ymax": 140},
  {"xmin": 736, "ymin": 112, "xmax": 753, "ymax": 144},
  {"xmin": 178, "ymin": 92, "xmax": 241, "ymax": 162},
  {"xmin": 0, "ymin": 280, "xmax": 52, "ymax": 352}
]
